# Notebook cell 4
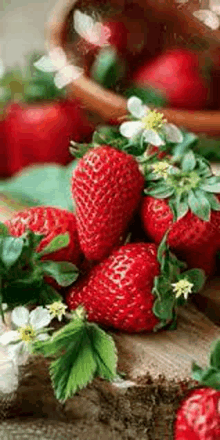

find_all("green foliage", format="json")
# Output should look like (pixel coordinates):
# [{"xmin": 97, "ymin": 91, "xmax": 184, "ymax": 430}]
[
  {"xmin": 91, "ymin": 47, "xmax": 125, "ymax": 89},
  {"xmin": 33, "ymin": 308, "xmax": 118, "ymax": 401},
  {"xmin": 192, "ymin": 339, "xmax": 220, "ymax": 390},
  {"xmin": 152, "ymin": 234, "xmax": 206, "ymax": 329},
  {"xmin": 0, "ymin": 229, "xmax": 77, "ymax": 308},
  {"xmin": 0, "ymin": 51, "xmax": 65, "ymax": 110},
  {"xmin": 0, "ymin": 160, "xmax": 78, "ymax": 210},
  {"xmin": 144, "ymin": 150, "xmax": 220, "ymax": 221}
]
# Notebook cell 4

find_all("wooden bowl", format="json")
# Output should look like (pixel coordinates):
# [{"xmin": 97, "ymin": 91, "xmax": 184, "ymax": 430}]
[{"xmin": 45, "ymin": 0, "xmax": 220, "ymax": 136}]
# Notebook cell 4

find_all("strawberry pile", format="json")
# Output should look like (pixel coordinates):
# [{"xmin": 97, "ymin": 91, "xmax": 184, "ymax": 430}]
[{"xmin": 1, "ymin": 98, "xmax": 220, "ymax": 428}]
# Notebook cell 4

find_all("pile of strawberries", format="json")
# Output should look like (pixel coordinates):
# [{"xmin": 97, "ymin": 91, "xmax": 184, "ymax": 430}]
[{"xmin": 3, "ymin": 133, "xmax": 220, "ymax": 438}]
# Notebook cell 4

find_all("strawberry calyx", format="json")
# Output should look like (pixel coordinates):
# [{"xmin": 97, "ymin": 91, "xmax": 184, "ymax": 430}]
[
  {"xmin": 192, "ymin": 339, "xmax": 220, "ymax": 390},
  {"xmin": 152, "ymin": 233, "xmax": 206, "ymax": 330},
  {"xmin": 144, "ymin": 150, "xmax": 220, "ymax": 221},
  {"xmin": 0, "ymin": 222, "xmax": 79, "ymax": 309}
]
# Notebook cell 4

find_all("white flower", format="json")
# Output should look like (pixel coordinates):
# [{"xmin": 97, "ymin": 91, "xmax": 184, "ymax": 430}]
[
  {"xmin": 34, "ymin": 46, "xmax": 83, "ymax": 89},
  {"xmin": 0, "ymin": 344, "xmax": 19, "ymax": 394},
  {"xmin": 0, "ymin": 306, "xmax": 52, "ymax": 365},
  {"xmin": 172, "ymin": 278, "xmax": 194, "ymax": 300},
  {"xmin": 119, "ymin": 97, "xmax": 183, "ymax": 146},
  {"xmin": 46, "ymin": 301, "xmax": 67, "ymax": 322}
]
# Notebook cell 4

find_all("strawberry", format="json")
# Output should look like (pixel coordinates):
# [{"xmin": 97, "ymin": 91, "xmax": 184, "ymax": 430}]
[
  {"xmin": 3, "ymin": 100, "xmax": 94, "ymax": 177},
  {"xmin": 66, "ymin": 240, "xmax": 205, "ymax": 333},
  {"xmin": 174, "ymin": 387, "xmax": 220, "ymax": 439},
  {"xmin": 132, "ymin": 48, "xmax": 209, "ymax": 110},
  {"xmin": 4, "ymin": 206, "xmax": 82, "ymax": 265},
  {"xmin": 175, "ymin": 338, "xmax": 220, "ymax": 439},
  {"xmin": 0, "ymin": 208, "xmax": 80, "ymax": 308},
  {"xmin": 141, "ymin": 196, "xmax": 217, "ymax": 276},
  {"xmin": 71, "ymin": 145, "xmax": 145, "ymax": 261},
  {"xmin": 140, "ymin": 151, "xmax": 220, "ymax": 276}
]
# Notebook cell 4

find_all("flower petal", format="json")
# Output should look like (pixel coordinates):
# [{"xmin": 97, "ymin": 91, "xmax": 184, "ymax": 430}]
[
  {"xmin": 143, "ymin": 129, "xmax": 165, "ymax": 146},
  {"xmin": 0, "ymin": 331, "xmax": 19, "ymax": 346},
  {"xmin": 37, "ymin": 333, "xmax": 50, "ymax": 341},
  {"xmin": 164, "ymin": 123, "xmax": 183, "ymax": 143},
  {"xmin": 7, "ymin": 341, "xmax": 29, "ymax": 366},
  {"xmin": 29, "ymin": 307, "xmax": 52, "ymax": 330},
  {"xmin": 0, "ymin": 346, "xmax": 19, "ymax": 394},
  {"xmin": 119, "ymin": 121, "xmax": 143, "ymax": 138},
  {"xmin": 12, "ymin": 306, "xmax": 29, "ymax": 327},
  {"xmin": 127, "ymin": 96, "xmax": 149, "ymax": 118}
]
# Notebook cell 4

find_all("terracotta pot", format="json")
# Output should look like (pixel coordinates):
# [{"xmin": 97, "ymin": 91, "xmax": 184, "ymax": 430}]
[{"xmin": 45, "ymin": 0, "xmax": 220, "ymax": 135}]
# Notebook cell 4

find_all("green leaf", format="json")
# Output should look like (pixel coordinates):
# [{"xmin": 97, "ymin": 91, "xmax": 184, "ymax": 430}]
[
  {"xmin": 91, "ymin": 47, "xmax": 124, "ymax": 89},
  {"xmin": 191, "ymin": 362, "xmax": 205, "ymax": 382},
  {"xmin": 205, "ymin": 192, "xmax": 220, "ymax": 211},
  {"xmin": 38, "ymin": 284, "xmax": 62, "ymax": 305},
  {"xmin": 87, "ymin": 323, "xmax": 117, "ymax": 380},
  {"xmin": 145, "ymin": 184, "xmax": 174, "ymax": 199},
  {"xmin": 175, "ymin": 193, "xmax": 189, "ymax": 220},
  {"xmin": 179, "ymin": 269, "xmax": 206, "ymax": 293},
  {"xmin": 188, "ymin": 189, "xmax": 210, "ymax": 221},
  {"xmin": 210, "ymin": 339, "xmax": 220, "ymax": 370},
  {"xmin": 172, "ymin": 132, "xmax": 198, "ymax": 161},
  {"xmin": 38, "ymin": 233, "xmax": 70, "ymax": 257},
  {"xmin": 40, "ymin": 260, "xmax": 79, "ymax": 287},
  {"xmin": 153, "ymin": 295, "xmax": 175, "ymax": 321},
  {"xmin": 50, "ymin": 328, "xmax": 97, "ymax": 401},
  {"xmin": 1, "ymin": 236, "xmax": 24, "ymax": 269},
  {"xmin": 181, "ymin": 150, "xmax": 196, "ymax": 172},
  {"xmin": 34, "ymin": 310, "xmax": 118, "ymax": 401},
  {"xmin": 157, "ymin": 232, "xmax": 169, "ymax": 265},
  {"xmin": 0, "ymin": 223, "xmax": 9, "ymax": 237},
  {"xmin": 200, "ymin": 176, "xmax": 220, "ymax": 193},
  {"xmin": 0, "ymin": 161, "xmax": 78, "ymax": 211},
  {"xmin": 194, "ymin": 189, "xmax": 211, "ymax": 221}
]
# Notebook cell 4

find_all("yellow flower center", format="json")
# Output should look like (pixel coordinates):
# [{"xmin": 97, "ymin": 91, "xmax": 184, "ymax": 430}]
[
  {"xmin": 172, "ymin": 278, "xmax": 194, "ymax": 300},
  {"xmin": 152, "ymin": 161, "xmax": 170, "ymax": 179},
  {"xmin": 47, "ymin": 301, "xmax": 67, "ymax": 321},
  {"xmin": 18, "ymin": 325, "xmax": 36, "ymax": 343},
  {"xmin": 141, "ymin": 110, "xmax": 166, "ymax": 132}
]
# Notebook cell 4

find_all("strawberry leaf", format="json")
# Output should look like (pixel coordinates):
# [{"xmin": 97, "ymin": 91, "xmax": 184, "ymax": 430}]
[
  {"xmin": 33, "ymin": 309, "xmax": 118, "ymax": 401},
  {"xmin": 200, "ymin": 176, "xmax": 220, "ymax": 193},
  {"xmin": 145, "ymin": 184, "xmax": 174, "ymax": 199},
  {"xmin": 191, "ymin": 339, "xmax": 220, "ymax": 390},
  {"xmin": 0, "ymin": 236, "xmax": 24, "ymax": 269},
  {"xmin": 188, "ymin": 189, "xmax": 210, "ymax": 221},
  {"xmin": 181, "ymin": 150, "xmax": 196, "ymax": 172},
  {"xmin": 91, "ymin": 47, "xmax": 124, "ymax": 89},
  {"xmin": 179, "ymin": 269, "xmax": 206, "ymax": 293},
  {"xmin": 40, "ymin": 260, "xmax": 79, "ymax": 287},
  {"xmin": 205, "ymin": 193, "xmax": 220, "ymax": 211},
  {"xmin": 0, "ymin": 223, "xmax": 9, "ymax": 236},
  {"xmin": 153, "ymin": 294, "xmax": 175, "ymax": 321},
  {"xmin": 38, "ymin": 233, "xmax": 70, "ymax": 256},
  {"xmin": 173, "ymin": 193, "xmax": 188, "ymax": 220}
]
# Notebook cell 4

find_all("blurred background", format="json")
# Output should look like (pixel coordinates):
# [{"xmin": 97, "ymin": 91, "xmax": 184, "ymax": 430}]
[{"xmin": 0, "ymin": 0, "xmax": 57, "ymax": 68}]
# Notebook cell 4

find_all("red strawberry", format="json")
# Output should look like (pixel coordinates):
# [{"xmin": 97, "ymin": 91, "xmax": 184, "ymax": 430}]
[
  {"xmin": 72, "ymin": 145, "xmax": 145, "ymax": 261},
  {"xmin": 66, "ymin": 242, "xmax": 161, "ymax": 332},
  {"xmin": 66, "ymin": 241, "xmax": 205, "ymax": 332},
  {"xmin": 174, "ymin": 387, "xmax": 220, "ymax": 439},
  {"xmin": 140, "ymin": 152, "xmax": 220, "ymax": 276},
  {"xmin": 141, "ymin": 196, "xmax": 217, "ymax": 276},
  {"xmin": 5, "ymin": 206, "xmax": 82, "ymax": 265},
  {"xmin": 132, "ymin": 48, "xmax": 209, "ymax": 110},
  {"xmin": 3, "ymin": 100, "xmax": 94, "ymax": 177}
]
